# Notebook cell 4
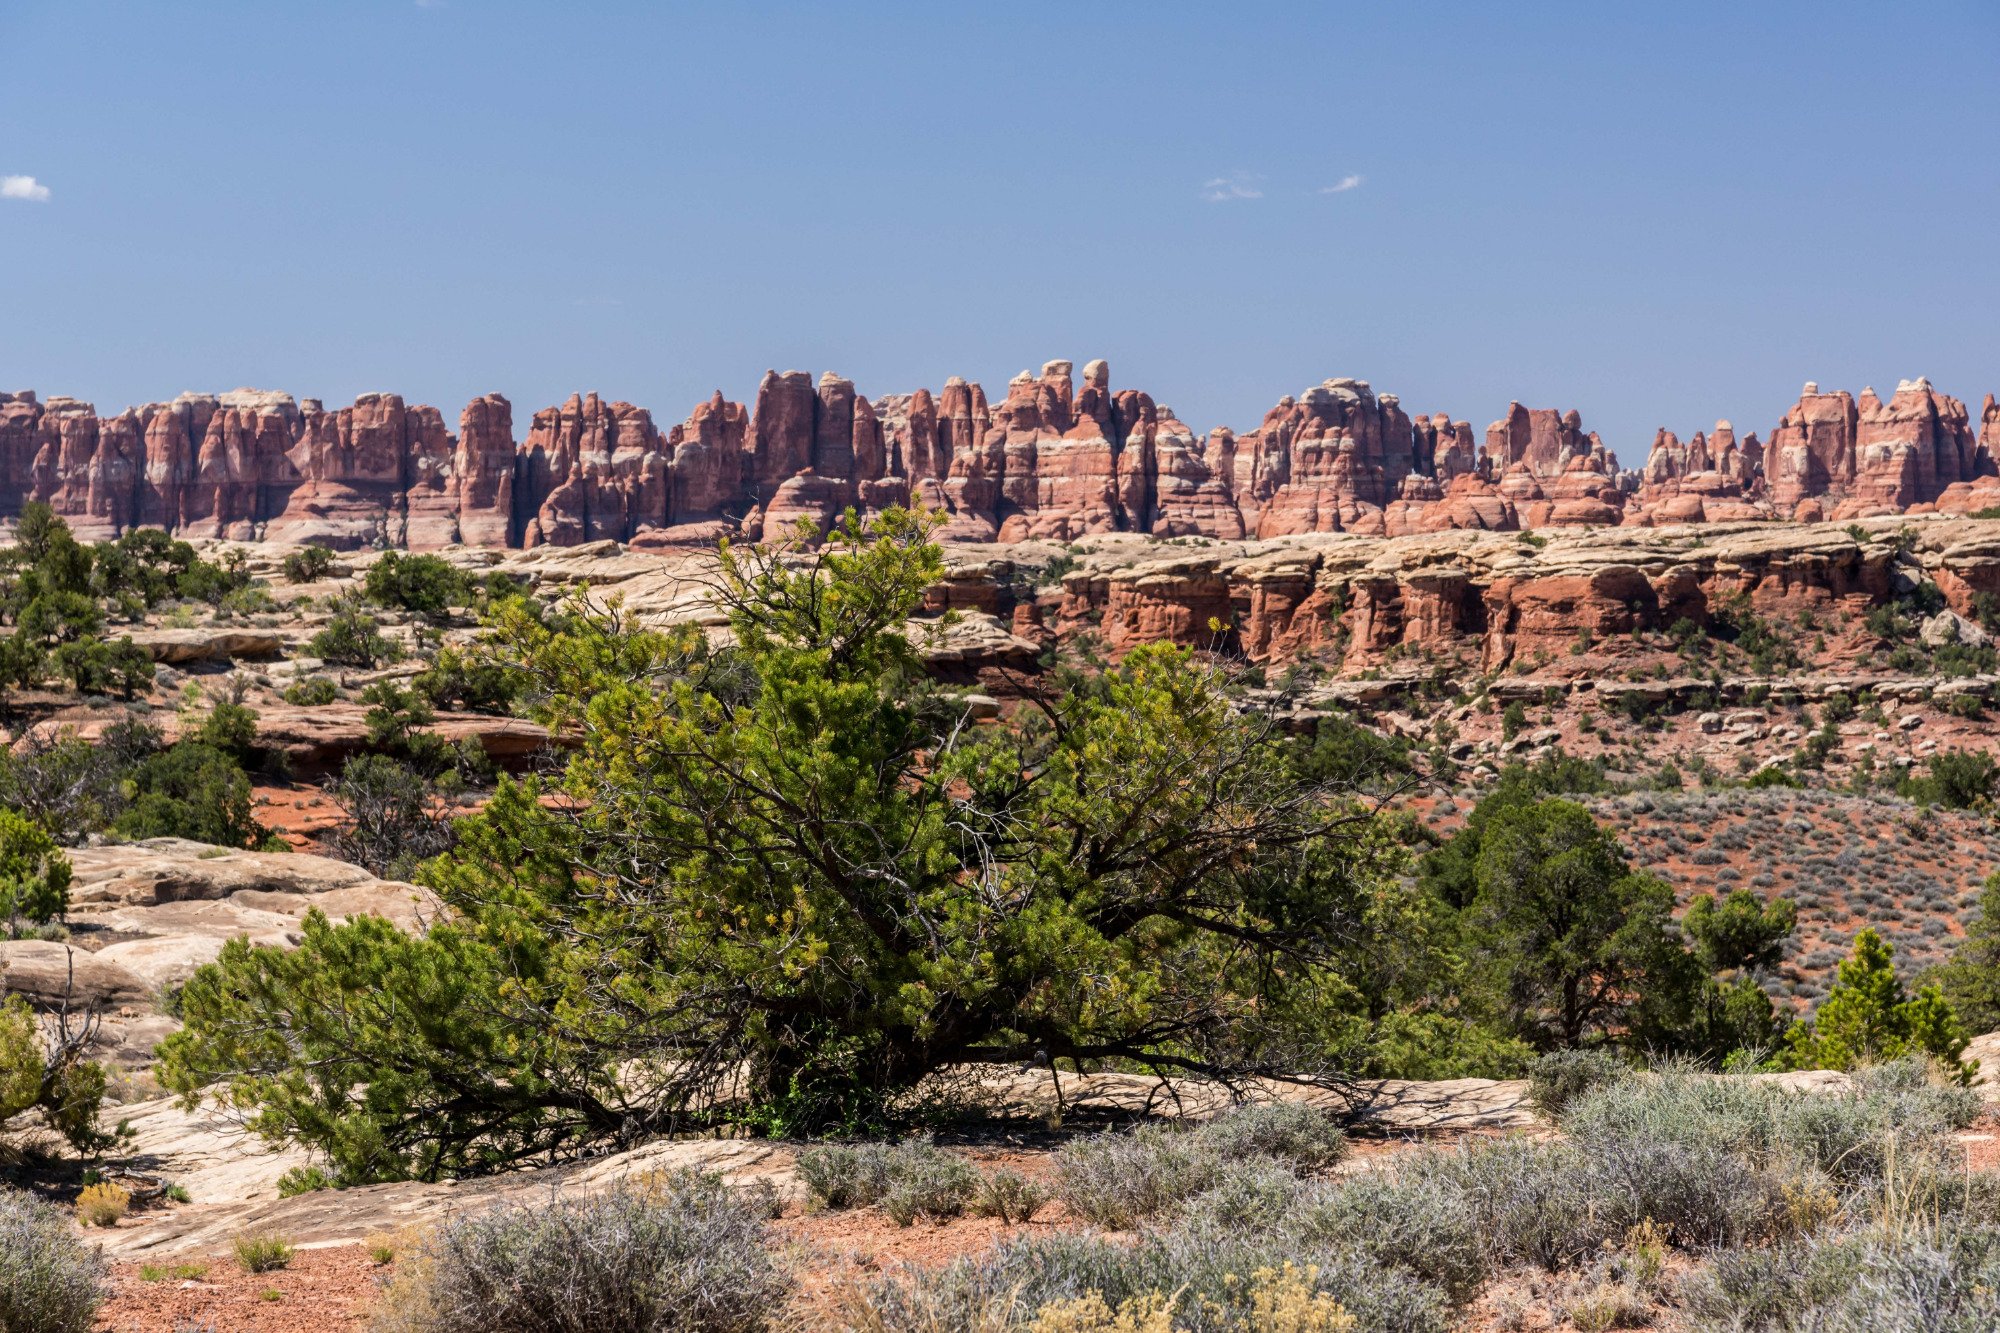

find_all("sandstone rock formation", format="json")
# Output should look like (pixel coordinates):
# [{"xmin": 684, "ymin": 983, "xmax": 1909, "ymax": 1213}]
[{"xmin": 7, "ymin": 368, "xmax": 1994, "ymax": 550}]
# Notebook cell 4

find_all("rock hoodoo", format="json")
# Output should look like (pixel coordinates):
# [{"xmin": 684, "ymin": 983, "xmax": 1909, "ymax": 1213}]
[{"xmin": 6, "ymin": 366, "xmax": 1995, "ymax": 549}]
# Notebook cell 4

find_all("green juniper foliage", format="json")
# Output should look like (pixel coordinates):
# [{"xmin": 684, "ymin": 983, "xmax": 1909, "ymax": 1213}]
[{"xmin": 161, "ymin": 509, "xmax": 1407, "ymax": 1180}]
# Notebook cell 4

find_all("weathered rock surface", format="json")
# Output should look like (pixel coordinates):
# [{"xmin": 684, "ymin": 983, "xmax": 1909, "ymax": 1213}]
[
  {"xmin": 246, "ymin": 703, "xmax": 555, "ymax": 778},
  {"xmin": 14, "ymin": 367, "xmax": 1988, "ymax": 551},
  {"xmin": 0, "ymin": 840, "xmax": 429, "ymax": 1067},
  {"xmin": 378, "ymin": 514, "xmax": 2000, "ymax": 677},
  {"xmin": 123, "ymin": 627, "xmax": 286, "ymax": 664}
]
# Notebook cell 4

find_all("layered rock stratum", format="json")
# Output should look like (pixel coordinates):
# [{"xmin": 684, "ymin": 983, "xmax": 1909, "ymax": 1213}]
[{"xmin": 11, "ymin": 364, "xmax": 2000, "ymax": 550}]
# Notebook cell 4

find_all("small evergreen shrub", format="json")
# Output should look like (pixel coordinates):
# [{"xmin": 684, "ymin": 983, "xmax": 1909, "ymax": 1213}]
[
  {"xmin": 283, "ymin": 676, "xmax": 341, "ymax": 706},
  {"xmin": 0, "ymin": 1188, "xmax": 104, "ymax": 1332},
  {"xmin": 371, "ymin": 1173, "xmax": 785, "ymax": 1333},
  {"xmin": 283, "ymin": 546, "xmax": 336, "ymax": 583}
]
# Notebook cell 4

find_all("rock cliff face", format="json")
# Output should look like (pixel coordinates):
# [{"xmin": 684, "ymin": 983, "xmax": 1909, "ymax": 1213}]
[{"xmin": 4, "ymin": 367, "xmax": 1993, "ymax": 549}]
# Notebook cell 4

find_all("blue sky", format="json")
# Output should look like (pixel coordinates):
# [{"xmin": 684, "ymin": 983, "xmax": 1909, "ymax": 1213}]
[{"xmin": 4, "ymin": 1, "xmax": 1997, "ymax": 457}]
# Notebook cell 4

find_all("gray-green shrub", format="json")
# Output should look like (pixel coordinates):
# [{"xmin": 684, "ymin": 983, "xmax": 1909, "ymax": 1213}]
[
  {"xmin": 371, "ymin": 1172, "xmax": 785, "ymax": 1333},
  {"xmin": 1683, "ymin": 1224, "xmax": 2000, "ymax": 1331},
  {"xmin": 794, "ymin": 1142, "xmax": 898, "ymax": 1210},
  {"xmin": 796, "ymin": 1140, "xmax": 977, "ymax": 1224},
  {"xmin": 1190, "ymin": 1100, "xmax": 1348, "ymax": 1172},
  {"xmin": 1052, "ymin": 1125, "xmax": 1226, "ymax": 1228},
  {"xmin": 1526, "ymin": 1047, "xmax": 1630, "ymax": 1119},
  {"xmin": 880, "ymin": 1151, "xmax": 979, "ymax": 1227},
  {"xmin": 0, "ymin": 1187, "xmax": 105, "ymax": 1333},
  {"xmin": 849, "ymin": 1224, "xmax": 1453, "ymax": 1333}
]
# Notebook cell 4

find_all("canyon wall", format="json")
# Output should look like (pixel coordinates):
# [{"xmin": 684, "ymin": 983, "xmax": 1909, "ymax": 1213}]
[{"xmin": 4, "ymin": 365, "xmax": 1997, "ymax": 550}]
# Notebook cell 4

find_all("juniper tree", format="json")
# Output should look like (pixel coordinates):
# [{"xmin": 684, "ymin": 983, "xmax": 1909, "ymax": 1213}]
[{"xmin": 160, "ymin": 509, "xmax": 1401, "ymax": 1181}]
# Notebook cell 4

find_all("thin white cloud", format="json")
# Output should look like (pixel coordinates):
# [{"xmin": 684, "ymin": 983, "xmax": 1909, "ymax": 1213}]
[
  {"xmin": 1201, "ymin": 172, "xmax": 1263, "ymax": 203},
  {"xmin": 1319, "ymin": 174, "xmax": 1364, "ymax": 194},
  {"xmin": 1, "ymin": 175, "xmax": 50, "ymax": 203}
]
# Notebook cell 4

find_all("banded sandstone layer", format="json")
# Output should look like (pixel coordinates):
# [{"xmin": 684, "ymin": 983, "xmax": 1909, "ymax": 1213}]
[{"xmin": 8, "ymin": 362, "xmax": 2000, "ymax": 551}]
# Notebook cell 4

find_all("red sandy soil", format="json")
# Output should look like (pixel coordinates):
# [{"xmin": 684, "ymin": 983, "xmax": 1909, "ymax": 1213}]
[
  {"xmin": 252, "ymin": 785, "xmax": 346, "ymax": 852},
  {"xmin": 96, "ymin": 1245, "xmax": 380, "ymax": 1333}
]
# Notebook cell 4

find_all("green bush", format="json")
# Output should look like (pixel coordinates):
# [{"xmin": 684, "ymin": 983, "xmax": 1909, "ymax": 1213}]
[
  {"xmin": 1778, "ymin": 930, "xmax": 1974, "ymax": 1081},
  {"xmin": 364, "ymin": 552, "xmax": 471, "ymax": 619},
  {"xmin": 232, "ymin": 1232, "xmax": 294, "ymax": 1273},
  {"xmin": 413, "ymin": 645, "xmax": 525, "ymax": 716},
  {"xmin": 0, "ymin": 1187, "xmax": 105, "ymax": 1332},
  {"xmin": 307, "ymin": 596, "xmax": 397, "ymax": 667},
  {"xmin": 283, "ymin": 676, "xmax": 340, "ymax": 706},
  {"xmin": 175, "ymin": 549, "xmax": 254, "ymax": 606},
  {"xmin": 283, "ymin": 546, "xmax": 336, "ymax": 583},
  {"xmin": 49, "ymin": 635, "xmax": 153, "ymax": 698},
  {"xmin": 113, "ymin": 742, "xmax": 274, "ymax": 850},
  {"xmin": 372, "ymin": 1174, "xmax": 786, "ymax": 1333},
  {"xmin": 0, "ymin": 808, "xmax": 72, "ymax": 925},
  {"xmin": 1900, "ymin": 748, "xmax": 1998, "ymax": 810},
  {"xmin": 0, "ymin": 994, "xmax": 111, "ymax": 1153},
  {"xmin": 276, "ymin": 1166, "xmax": 334, "ymax": 1197}
]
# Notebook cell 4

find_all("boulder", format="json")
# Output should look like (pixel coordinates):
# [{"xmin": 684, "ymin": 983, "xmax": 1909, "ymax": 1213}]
[
  {"xmin": 123, "ymin": 627, "xmax": 285, "ymax": 664},
  {"xmin": 0, "ymin": 941, "xmax": 152, "ymax": 1010},
  {"xmin": 1922, "ymin": 609, "xmax": 1989, "ymax": 649}
]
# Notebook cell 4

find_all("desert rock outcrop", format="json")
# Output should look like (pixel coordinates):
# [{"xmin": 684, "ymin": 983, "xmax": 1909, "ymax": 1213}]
[{"xmin": 7, "ymin": 368, "xmax": 1994, "ymax": 549}]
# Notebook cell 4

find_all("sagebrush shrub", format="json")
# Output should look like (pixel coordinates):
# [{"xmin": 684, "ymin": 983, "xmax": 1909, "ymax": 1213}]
[
  {"xmin": 972, "ymin": 1168, "xmax": 1048, "ymax": 1224},
  {"xmin": 797, "ymin": 1140, "xmax": 976, "ymax": 1224},
  {"xmin": 795, "ymin": 1142, "xmax": 897, "ymax": 1210},
  {"xmin": 1053, "ymin": 1127, "xmax": 1225, "ymax": 1229},
  {"xmin": 1558, "ymin": 1058, "xmax": 1977, "ymax": 1189},
  {"xmin": 372, "ymin": 1173, "xmax": 785, "ymax": 1333},
  {"xmin": 1174, "ymin": 1159, "xmax": 1306, "ymax": 1234},
  {"xmin": 1682, "ymin": 1223, "xmax": 2000, "ymax": 1331},
  {"xmin": 1525, "ymin": 1047, "xmax": 1630, "ymax": 1119},
  {"xmin": 1290, "ymin": 1165, "xmax": 1488, "ymax": 1303},
  {"xmin": 881, "ymin": 1151, "xmax": 979, "ymax": 1227},
  {"xmin": 1192, "ymin": 1102, "xmax": 1348, "ymax": 1173},
  {"xmin": 848, "ymin": 1226, "xmax": 1452, "ymax": 1333},
  {"xmin": 0, "ymin": 1188, "xmax": 104, "ymax": 1333}
]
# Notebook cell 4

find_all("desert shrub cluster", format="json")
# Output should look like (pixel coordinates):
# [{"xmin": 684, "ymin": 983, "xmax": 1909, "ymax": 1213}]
[
  {"xmin": 372, "ymin": 1171, "xmax": 785, "ymax": 1333},
  {"xmin": 843, "ymin": 1059, "xmax": 1987, "ymax": 1332},
  {"xmin": 0, "ymin": 1186, "xmax": 105, "ymax": 1332},
  {"xmin": 0, "ymin": 503, "xmax": 283, "ymax": 700}
]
